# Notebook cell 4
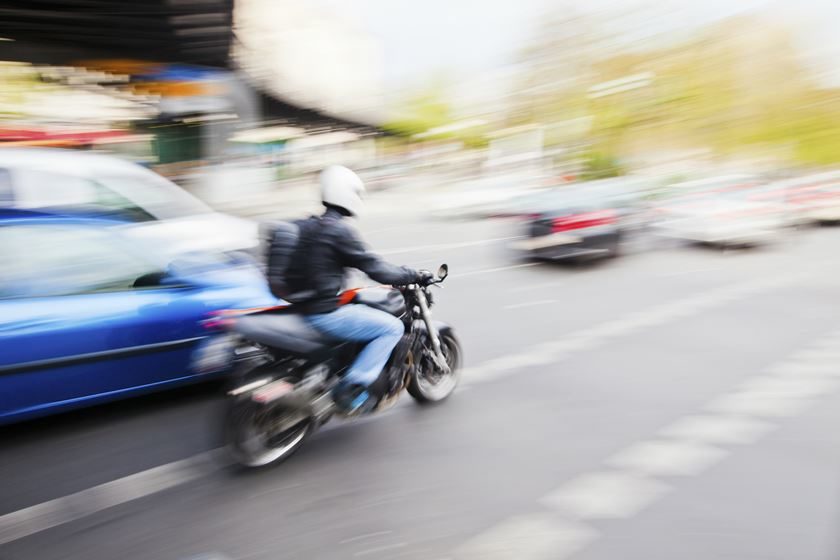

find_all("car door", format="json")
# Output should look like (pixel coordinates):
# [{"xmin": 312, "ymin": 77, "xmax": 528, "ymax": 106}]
[{"xmin": 0, "ymin": 220, "xmax": 211, "ymax": 422}]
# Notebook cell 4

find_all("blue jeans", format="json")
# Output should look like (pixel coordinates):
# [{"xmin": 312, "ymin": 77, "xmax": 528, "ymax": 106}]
[{"xmin": 306, "ymin": 305, "xmax": 404, "ymax": 387}]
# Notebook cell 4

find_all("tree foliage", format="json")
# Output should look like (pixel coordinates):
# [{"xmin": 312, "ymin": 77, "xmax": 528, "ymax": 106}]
[
  {"xmin": 513, "ymin": 12, "xmax": 840, "ymax": 167},
  {"xmin": 382, "ymin": 83, "xmax": 452, "ymax": 137}
]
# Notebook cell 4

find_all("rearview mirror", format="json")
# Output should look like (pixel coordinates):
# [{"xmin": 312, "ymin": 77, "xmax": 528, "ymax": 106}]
[{"xmin": 437, "ymin": 263, "xmax": 449, "ymax": 280}]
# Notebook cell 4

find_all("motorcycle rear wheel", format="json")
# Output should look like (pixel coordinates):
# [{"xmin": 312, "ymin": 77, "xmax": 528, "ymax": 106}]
[{"xmin": 225, "ymin": 377, "xmax": 313, "ymax": 467}]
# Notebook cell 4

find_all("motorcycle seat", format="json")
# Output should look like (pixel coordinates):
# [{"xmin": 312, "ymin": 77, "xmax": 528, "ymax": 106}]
[{"xmin": 232, "ymin": 313, "xmax": 341, "ymax": 356}]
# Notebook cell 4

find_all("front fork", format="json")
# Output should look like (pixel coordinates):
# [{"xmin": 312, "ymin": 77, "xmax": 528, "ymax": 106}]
[{"xmin": 413, "ymin": 286, "xmax": 451, "ymax": 374}]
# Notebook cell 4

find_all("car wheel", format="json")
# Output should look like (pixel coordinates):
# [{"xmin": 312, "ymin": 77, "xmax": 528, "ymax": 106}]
[{"xmin": 607, "ymin": 235, "xmax": 623, "ymax": 258}]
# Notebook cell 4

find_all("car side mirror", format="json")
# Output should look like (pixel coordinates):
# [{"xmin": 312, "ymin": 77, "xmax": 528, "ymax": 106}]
[
  {"xmin": 437, "ymin": 263, "xmax": 449, "ymax": 280},
  {"xmin": 133, "ymin": 267, "xmax": 192, "ymax": 289},
  {"xmin": 133, "ymin": 271, "xmax": 169, "ymax": 288}
]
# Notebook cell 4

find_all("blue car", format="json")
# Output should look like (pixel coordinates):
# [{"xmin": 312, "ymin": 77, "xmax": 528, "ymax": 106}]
[{"xmin": 0, "ymin": 210, "xmax": 278, "ymax": 424}]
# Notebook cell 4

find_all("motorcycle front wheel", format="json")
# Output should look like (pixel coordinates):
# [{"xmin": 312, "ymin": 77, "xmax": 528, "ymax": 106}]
[{"xmin": 407, "ymin": 332, "xmax": 461, "ymax": 404}]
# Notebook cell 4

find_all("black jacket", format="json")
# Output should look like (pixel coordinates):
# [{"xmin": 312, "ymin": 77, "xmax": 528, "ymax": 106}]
[{"xmin": 271, "ymin": 208, "xmax": 418, "ymax": 314}]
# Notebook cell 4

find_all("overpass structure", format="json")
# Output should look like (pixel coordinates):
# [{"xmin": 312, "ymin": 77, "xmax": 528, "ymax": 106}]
[{"xmin": 0, "ymin": 0, "xmax": 380, "ymax": 130}]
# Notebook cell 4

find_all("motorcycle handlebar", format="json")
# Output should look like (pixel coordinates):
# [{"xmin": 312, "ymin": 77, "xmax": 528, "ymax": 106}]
[{"xmin": 416, "ymin": 263, "xmax": 449, "ymax": 287}]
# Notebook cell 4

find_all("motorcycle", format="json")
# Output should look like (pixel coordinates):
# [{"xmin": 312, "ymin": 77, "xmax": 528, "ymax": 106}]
[{"xmin": 211, "ymin": 264, "xmax": 461, "ymax": 467}]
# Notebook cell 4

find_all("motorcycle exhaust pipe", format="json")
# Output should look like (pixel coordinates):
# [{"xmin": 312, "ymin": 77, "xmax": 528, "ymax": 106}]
[{"xmin": 248, "ymin": 367, "xmax": 330, "ymax": 411}]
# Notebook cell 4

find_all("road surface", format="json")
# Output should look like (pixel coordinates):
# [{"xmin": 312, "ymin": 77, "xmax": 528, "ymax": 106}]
[{"xmin": 2, "ymin": 209, "xmax": 840, "ymax": 560}]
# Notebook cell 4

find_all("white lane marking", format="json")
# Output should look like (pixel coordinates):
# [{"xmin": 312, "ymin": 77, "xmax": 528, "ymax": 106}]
[
  {"xmin": 380, "ymin": 236, "xmax": 524, "ymax": 256},
  {"xmin": 452, "ymin": 514, "xmax": 598, "ymax": 560},
  {"xmin": 791, "ymin": 348, "xmax": 840, "ymax": 362},
  {"xmin": 767, "ymin": 361, "xmax": 840, "ymax": 377},
  {"xmin": 540, "ymin": 471, "xmax": 670, "ymax": 520},
  {"xmin": 659, "ymin": 414, "xmax": 776, "ymax": 445},
  {"xmin": 458, "ymin": 366, "xmax": 506, "ymax": 385},
  {"xmin": 0, "ymin": 450, "xmax": 224, "ymax": 546},
  {"xmin": 462, "ymin": 271, "xmax": 805, "ymax": 387},
  {"xmin": 453, "ymin": 262, "xmax": 541, "ymax": 279},
  {"xmin": 464, "ymin": 325, "xmax": 840, "ymax": 560},
  {"xmin": 706, "ymin": 392, "xmax": 816, "ymax": 418},
  {"xmin": 509, "ymin": 281, "xmax": 566, "ymax": 293},
  {"xmin": 738, "ymin": 376, "xmax": 839, "ymax": 397},
  {"xmin": 0, "ymin": 270, "xmax": 814, "ymax": 546},
  {"xmin": 498, "ymin": 351, "xmax": 558, "ymax": 369},
  {"xmin": 340, "ymin": 531, "xmax": 394, "ymax": 544},
  {"xmin": 502, "ymin": 299, "xmax": 557, "ymax": 310},
  {"xmin": 606, "ymin": 440, "xmax": 727, "ymax": 477},
  {"xmin": 475, "ymin": 354, "xmax": 538, "ymax": 372},
  {"xmin": 473, "ymin": 349, "xmax": 540, "ymax": 376},
  {"xmin": 809, "ymin": 333, "xmax": 840, "ymax": 348},
  {"xmin": 353, "ymin": 543, "xmax": 406, "ymax": 557}
]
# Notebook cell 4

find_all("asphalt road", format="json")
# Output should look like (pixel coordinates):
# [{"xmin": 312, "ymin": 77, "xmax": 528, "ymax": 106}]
[{"xmin": 3, "ymin": 208, "xmax": 840, "ymax": 560}]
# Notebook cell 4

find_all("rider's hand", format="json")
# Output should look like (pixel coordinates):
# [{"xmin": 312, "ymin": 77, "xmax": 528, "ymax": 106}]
[{"xmin": 416, "ymin": 269, "xmax": 435, "ymax": 285}]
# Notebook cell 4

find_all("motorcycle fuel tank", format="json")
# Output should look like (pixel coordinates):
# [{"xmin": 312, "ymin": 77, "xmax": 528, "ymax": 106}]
[{"xmin": 353, "ymin": 287, "xmax": 407, "ymax": 317}]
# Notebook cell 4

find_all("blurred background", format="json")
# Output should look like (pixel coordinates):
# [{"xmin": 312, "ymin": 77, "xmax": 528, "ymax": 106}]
[{"xmin": 2, "ymin": 1, "xmax": 840, "ymax": 559}]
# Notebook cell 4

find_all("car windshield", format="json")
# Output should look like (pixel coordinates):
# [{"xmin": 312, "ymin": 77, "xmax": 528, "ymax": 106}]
[{"xmin": 95, "ymin": 173, "xmax": 211, "ymax": 220}]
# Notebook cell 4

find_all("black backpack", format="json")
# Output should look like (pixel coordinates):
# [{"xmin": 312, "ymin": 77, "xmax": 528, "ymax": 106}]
[{"xmin": 263, "ymin": 216, "xmax": 320, "ymax": 303}]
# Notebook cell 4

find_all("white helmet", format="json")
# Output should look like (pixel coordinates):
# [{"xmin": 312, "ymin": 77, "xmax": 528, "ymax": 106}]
[{"xmin": 320, "ymin": 165, "xmax": 365, "ymax": 217}]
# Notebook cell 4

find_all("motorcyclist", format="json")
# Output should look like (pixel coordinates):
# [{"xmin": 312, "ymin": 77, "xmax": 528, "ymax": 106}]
[{"xmin": 273, "ymin": 165, "xmax": 432, "ymax": 413}]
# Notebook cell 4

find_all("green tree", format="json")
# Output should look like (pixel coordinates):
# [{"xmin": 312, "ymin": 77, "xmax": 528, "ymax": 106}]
[{"xmin": 383, "ymin": 81, "xmax": 453, "ymax": 137}]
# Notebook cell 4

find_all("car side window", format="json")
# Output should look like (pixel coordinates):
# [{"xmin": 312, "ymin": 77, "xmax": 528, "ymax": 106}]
[
  {"xmin": 12, "ymin": 168, "xmax": 98, "ymax": 208},
  {"xmin": 11, "ymin": 168, "xmax": 156, "ymax": 222},
  {"xmin": 0, "ymin": 224, "xmax": 162, "ymax": 299},
  {"xmin": 90, "ymin": 181, "xmax": 156, "ymax": 222}
]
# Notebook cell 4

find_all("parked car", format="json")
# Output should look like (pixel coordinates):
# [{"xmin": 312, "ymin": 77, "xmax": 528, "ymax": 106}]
[
  {"xmin": 667, "ymin": 174, "xmax": 762, "ymax": 197},
  {"xmin": 0, "ymin": 209, "xmax": 277, "ymax": 424},
  {"xmin": 0, "ymin": 148, "xmax": 259, "ymax": 258},
  {"xmin": 756, "ymin": 171, "xmax": 840, "ymax": 225},
  {"xmin": 652, "ymin": 187, "xmax": 786, "ymax": 246},
  {"xmin": 509, "ymin": 182, "xmax": 633, "ymax": 260}
]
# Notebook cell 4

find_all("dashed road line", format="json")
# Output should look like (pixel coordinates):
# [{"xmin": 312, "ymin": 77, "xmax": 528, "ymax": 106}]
[
  {"xmin": 451, "ymin": 325, "xmax": 840, "ymax": 560},
  {"xmin": 453, "ymin": 262, "xmax": 541, "ymax": 278},
  {"xmin": 658, "ymin": 414, "xmax": 776, "ymax": 445},
  {"xmin": 509, "ymin": 281, "xmax": 566, "ymax": 293},
  {"xmin": 738, "ymin": 375, "xmax": 838, "ymax": 397},
  {"xmin": 768, "ymin": 361, "xmax": 839, "ymax": 376},
  {"xmin": 706, "ymin": 392, "xmax": 816, "ymax": 418},
  {"xmin": 0, "ymin": 450, "xmax": 226, "ymax": 546},
  {"xmin": 606, "ymin": 440, "xmax": 728, "ymax": 477},
  {"xmin": 0, "ymin": 270, "xmax": 818, "ymax": 548},
  {"xmin": 790, "ymin": 348, "xmax": 840, "ymax": 362},
  {"xmin": 540, "ymin": 471, "xmax": 670, "ymax": 520},
  {"xmin": 353, "ymin": 542, "xmax": 406, "ymax": 557},
  {"xmin": 452, "ymin": 514, "xmax": 598, "ymax": 560},
  {"xmin": 340, "ymin": 531, "xmax": 394, "ymax": 545},
  {"xmin": 502, "ymin": 299, "xmax": 557, "ymax": 310},
  {"xmin": 461, "ymin": 270, "xmax": 807, "ymax": 386}
]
